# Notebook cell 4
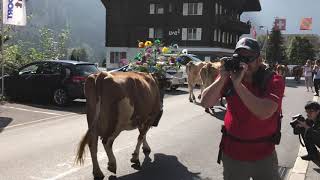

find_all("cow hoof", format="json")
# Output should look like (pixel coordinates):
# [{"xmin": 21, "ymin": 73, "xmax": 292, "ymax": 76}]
[
  {"xmin": 130, "ymin": 157, "xmax": 140, "ymax": 165},
  {"xmin": 108, "ymin": 162, "xmax": 117, "ymax": 174},
  {"xmin": 142, "ymin": 147, "xmax": 151, "ymax": 155},
  {"xmin": 189, "ymin": 99, "xmax": 193, "ymax": 103},
  {"xmin": 93, "ymin": 170, "xmax": 105, "ymax": 180},
  {"xmin": 198, "ymin": 95, "xmax": 201, "ymax": 99},
  {"xmin": 205, "ymin": 108, "xmax": 210, "ymax": 113}
]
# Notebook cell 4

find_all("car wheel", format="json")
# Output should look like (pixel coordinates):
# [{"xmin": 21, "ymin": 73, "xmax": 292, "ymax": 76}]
[
  {"xmin": 53, "ymin": 88, "xmax": 69, "ymax": 106},
  {"xmin": 170, "ymin": 86, "xmax": 178, "ymax": 91}
]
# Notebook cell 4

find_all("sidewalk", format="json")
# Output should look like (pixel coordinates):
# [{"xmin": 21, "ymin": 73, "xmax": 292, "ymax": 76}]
[{"xmin": 286, "ymin": 96, "xmax": 320, "ymax": 180}]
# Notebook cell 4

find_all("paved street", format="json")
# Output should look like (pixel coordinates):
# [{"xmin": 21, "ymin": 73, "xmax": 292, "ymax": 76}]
[{"xmin": 0, "ymin": 78, "xmax": 316, "ymax": 180}]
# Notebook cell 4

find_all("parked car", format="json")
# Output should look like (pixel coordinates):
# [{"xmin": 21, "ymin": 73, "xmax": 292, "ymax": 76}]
[
  {"xmin": 109, "ymin": 64, "xmax": 181, "ymax": 90},
  {"xmin": 2, "ymin": 60, "xmax": 100, "ymax": 106}
]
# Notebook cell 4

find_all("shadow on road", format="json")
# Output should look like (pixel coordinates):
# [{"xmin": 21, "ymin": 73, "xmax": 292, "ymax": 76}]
[
  {"xmin": 165, "ymin": 89, "xmax": 189, "ymax": 96},
  {"xmin": 109, "ymin": 153, "xmax": 211, "ymax": 180},
  {"xmin": 311, "ymin": 160, "xmax": 320, "ymax": 174},
  {"xmin": 285, "ymin": 79, "xmax": 305, "ymax": 88},
  {"xmin": 0, "ymin": 117, "xmax": 13, "ymax": 133}
]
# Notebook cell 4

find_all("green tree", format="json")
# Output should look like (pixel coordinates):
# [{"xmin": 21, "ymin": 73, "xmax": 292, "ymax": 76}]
[
  {"xmin": 287, "ymin": 36, "xmax": 315, "ymax": 65},
  {"xmin": 266, "ymin": 27, "xmax": 286, "ymax": 64},
  {"xmin": 70, "ymin": 48, "xmax": 88, "ymax": 61}
]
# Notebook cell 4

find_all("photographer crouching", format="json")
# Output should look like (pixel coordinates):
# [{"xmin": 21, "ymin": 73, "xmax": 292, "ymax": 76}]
[
  {"xmin": 291, "ymin": 101, "xmax": 320, "ymax": 161},
  {"xmin": 201, "ymin": 37, "xmax": 285, "ymax": 180}
]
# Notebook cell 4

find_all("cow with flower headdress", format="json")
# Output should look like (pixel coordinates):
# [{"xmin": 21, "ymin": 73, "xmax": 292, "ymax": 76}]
[{"xmin": 76, "ymin": 40, "xmax": 180, "ymax": 179}]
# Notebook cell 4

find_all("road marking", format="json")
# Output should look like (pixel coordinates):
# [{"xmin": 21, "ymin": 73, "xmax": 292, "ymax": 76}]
[
  {"xmin": 1, "ymin": 106, "xmax": 63, "ymax": 115},
  {"xmin": 42, "ymin": 143, "xmax": 135, "ymax": 180},
  {"xmin": 4, "ymin": 113, "xmax": 79, "ymax": 130},
  {"xmin": 287, "ymin": 95, "xmax": 318, "ymax": 180}
]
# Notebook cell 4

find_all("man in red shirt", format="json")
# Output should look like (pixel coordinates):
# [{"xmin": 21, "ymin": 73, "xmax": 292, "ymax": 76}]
[{"xmin": 201, "ymin": 37, "xmax": 285, "ymax": 180}]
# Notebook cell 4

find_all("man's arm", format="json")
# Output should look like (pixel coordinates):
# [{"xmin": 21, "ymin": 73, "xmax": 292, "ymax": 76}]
[
  {"xmin": 234, "ymin": 84, "xmax": 279, "ymax": 120},
  {"xmin": 200, "ymin": 76, "xmax": 227, "ymax": 108}
]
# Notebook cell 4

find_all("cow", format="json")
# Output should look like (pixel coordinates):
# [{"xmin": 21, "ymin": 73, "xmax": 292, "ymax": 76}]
[
  {"xmin": 292, "ymin": 65, "xmax": 303, "ymax": 83},
  {"xmin": 186, "ymin": 61, "xmax": 206, "ymax": 102},
  {"xmin": 200, "ymin": 62, "xmax": 222, "ymax": 113},
  {"xmin": 76, "ymin": 71, "xmax": 166, "ymax": 179}
]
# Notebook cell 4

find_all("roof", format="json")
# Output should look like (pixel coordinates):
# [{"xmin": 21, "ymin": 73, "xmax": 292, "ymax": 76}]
[
  {"xmin": 223, "ymin": 0, "xmax": 261, "ymax": 12},
  {"xmin": 43, "ymin": 60, "xmax": 95, "ymax": 65}
]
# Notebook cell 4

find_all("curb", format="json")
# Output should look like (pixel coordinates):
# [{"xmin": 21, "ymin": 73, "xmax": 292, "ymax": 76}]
[{"xmin": 287, "ymin": 96, "xmax": 318, "ymax": 180}]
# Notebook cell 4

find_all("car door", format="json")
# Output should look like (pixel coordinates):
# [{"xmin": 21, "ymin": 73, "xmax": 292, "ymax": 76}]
[
  {"xmin": 7, "ymin": 62, "xmax": 42, "ymax": 98},
  {"xmin": 32, "ymin": 62, "xmax": 62, "ymax": 98}
]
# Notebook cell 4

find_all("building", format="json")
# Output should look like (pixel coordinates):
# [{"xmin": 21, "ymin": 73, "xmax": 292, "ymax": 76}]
[{"xmin": 101, "ymin": 0, "xmax": 261, "ymax": 69}]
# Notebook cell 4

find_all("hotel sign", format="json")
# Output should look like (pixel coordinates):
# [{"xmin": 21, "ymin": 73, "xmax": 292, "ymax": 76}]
[{"xmin": 168, "ymin": 29, "xmax": 180, "ymax": 36}]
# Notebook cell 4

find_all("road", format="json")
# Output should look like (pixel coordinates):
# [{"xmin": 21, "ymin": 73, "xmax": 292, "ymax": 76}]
[{"xmin": 0, "ymin": 78, "xmax": 313, "ymax": 180}]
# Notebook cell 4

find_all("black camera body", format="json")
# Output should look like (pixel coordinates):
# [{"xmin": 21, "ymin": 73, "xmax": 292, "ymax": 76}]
[
  {"xmin": 290, "ymin": 114, "xmax": 313, "ymax": 135},
  {"xmin": 224, "ymin": 54, "xmax": 242, "ymax": 72}
]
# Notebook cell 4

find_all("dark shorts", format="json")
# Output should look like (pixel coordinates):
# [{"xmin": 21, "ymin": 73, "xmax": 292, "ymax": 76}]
[{"xmin": 222, "ymin": 151, "xmax": 280, "ymax": 180}]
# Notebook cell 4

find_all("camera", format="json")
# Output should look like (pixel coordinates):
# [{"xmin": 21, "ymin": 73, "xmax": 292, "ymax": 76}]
[
  {"xmin": 223, "ymin": 54, "xmax": 241, "ymax": 72},
  {"xmin": 290, "ymin": 114, "xmax": 313, "ymax": 135}
]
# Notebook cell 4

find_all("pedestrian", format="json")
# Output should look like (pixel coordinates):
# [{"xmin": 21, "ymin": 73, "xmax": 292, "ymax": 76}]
[
  {"xmin": 297, "ymin": 101, "xmax": 320, "ymax": 161},
  {"xmin": 313, "ymin": 60, "xmax": 320, "ymax": 96},
  {"xmin": 201, "ymin": 37, "xmax": 285, "ymax": 180},
  {"xmin": 303, "ymin": 60, "xmax": 314, "ymax": 92}
]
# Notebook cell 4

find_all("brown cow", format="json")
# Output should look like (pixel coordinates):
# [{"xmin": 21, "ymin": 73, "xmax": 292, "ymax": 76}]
[
  {"xmin": 186, "ymin": 61, "xmax": 206, "ymax": 102},
  {"xmin": 76, "ymin": 71, "xmax": 165, "ymax": 179},
  {"xmin": 292, "ymin": 65, "xmax": 303, "ymax": 83},
  {"xmin": 200, "ymin": 62, "xmax": 221, "ymax": 112}
]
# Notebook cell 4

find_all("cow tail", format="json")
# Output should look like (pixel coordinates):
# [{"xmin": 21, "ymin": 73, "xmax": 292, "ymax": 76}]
[{"xmin": 76, "ymin": 129, "xmax": 90, "ymax": 165}]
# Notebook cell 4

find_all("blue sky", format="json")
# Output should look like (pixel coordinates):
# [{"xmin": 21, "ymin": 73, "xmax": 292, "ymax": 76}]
[{"xmin": 242, "ymin": 0, "xmax": 320, "ymax": 35}]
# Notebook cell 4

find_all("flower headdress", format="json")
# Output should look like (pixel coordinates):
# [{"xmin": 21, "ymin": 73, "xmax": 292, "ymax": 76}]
[{"xmin": 129, "ymin": 39, "xmax": 183, "ymax": 77}]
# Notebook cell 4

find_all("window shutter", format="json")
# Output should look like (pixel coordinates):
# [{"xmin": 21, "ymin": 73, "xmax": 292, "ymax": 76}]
[
  {"xmin": 183, "ymin": 3, "xmax": 188, "ymax": 16},
  {"xmin": 214, "ymin": 29, "xmax": 217, "ymax": 41},
  {"xmin": 149, "ymin": 28, "xmax": 154, "ymax": 38},
  {"xmin": 219, "ymin": 5, "xmax": 222, "ymax": 15},
  {"xmin": 218, "ymin": 29, "xmax": 221, "ymax": 42},
  {"xmin": 150, "ymin": 4, "xmax": 155, "ymax": 14},
  {"xmin": 197, "ymin": 3, "xmax": 203, "ymax": 15},
  {"xmin": 226, "ymin": 32, "xmax": 229, "ymax": 44},
  {"xmin": 196, "ymin": 28, "xmax": 202, "ymax": 40},
  {"xmin": 182, "ymin": 28, "xmax": 187, "ymax": 40}
]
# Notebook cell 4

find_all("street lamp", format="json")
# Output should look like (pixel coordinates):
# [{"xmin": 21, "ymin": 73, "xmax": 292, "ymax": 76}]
[{"xmin": 259, "ymin": 26, "xmax": 269, "ymax": 63}]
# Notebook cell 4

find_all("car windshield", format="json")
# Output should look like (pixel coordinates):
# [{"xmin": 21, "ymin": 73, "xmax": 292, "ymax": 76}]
[{"xmin": 75, "ymin": 64, "xmax": 99, "ymax": 76}]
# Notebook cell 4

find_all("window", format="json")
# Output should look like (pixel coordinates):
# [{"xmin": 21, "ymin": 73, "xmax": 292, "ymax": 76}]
[
  {"xmin": 215, "ymin": 3, "xmax": 218, "ymax": 15},
  {"xmin": 19, "ymin": 64, "xmax": 40, "ymax": 75},
  {"xmin": 110, "ymin": 52, "xmax": 126, "ymax": 64},
  {"xmin": 183, "ymin": 2, "xmax": 203, "ymax": 16},
  {"xmin": 214, "ymin": 29, "xmax": 217, "ymax": 41},
  {"xmin": 150, "ymin": 3, "xmax": 164, "ymax": 14},
  {"xmin": 149, "ymin": 27, "xmax": 164, "ymax": 39},
  {"xmin": 222, "ymin": 32, "xmax": 225, "ymax": 43},
  {"xmin": 169, "ymin": 3, "xmax": 172, "ymax": 13},
  {"xmin": 219, "ymin": 5, "xmax": 222, "ymax": 15},
  {"xmin": 226, "ymin": 32, "xmax": 229, "ymax": 44},
  {"xmin": 182, "ymin": 28, "xmax": 202, "ymax": 40},
  {"xmin": 218, "ymin": 29, "xmax": 221, "ymax": 42}
]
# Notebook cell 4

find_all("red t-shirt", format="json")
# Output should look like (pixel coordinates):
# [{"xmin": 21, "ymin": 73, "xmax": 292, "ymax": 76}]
[{"xmin": 222, "ymin": 74, "xmax": 285, "ymax": 161}]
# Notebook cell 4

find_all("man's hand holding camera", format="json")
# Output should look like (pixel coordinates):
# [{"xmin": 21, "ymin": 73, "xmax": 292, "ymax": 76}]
[
  {"xmin": 297, "ymin": 120, "xmax": 311, "ymax": 130},
  {"xmin": 230, "ymin": 62, "xmax": 248, "ymax": 89}
]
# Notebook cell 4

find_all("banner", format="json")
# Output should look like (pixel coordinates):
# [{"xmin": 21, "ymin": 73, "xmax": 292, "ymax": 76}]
[
  {"xmin": 274, "ymin": 18, "xmax": 286, "ymax": 31},
  {"xmin": 300, "ymin": 18, "xmax": 312, "ymax": 30},
  {"xmin": 3, "ymin": 0, "xmax": 27, "ymax": 26}
]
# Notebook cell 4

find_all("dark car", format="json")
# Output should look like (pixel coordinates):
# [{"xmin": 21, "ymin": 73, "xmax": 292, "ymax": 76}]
[{"xmin": 2, "ymin": 60, "xmax": 100, "ymax": 106}]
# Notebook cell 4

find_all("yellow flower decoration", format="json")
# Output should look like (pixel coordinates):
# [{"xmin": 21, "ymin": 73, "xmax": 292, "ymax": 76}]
[
  {"xmin": 144, "ymin": 41, "xmax": 153, "ymax": 47},
  {"xmin": 162, "ymin": 47, "xmax": 169, "ymax": 54}
]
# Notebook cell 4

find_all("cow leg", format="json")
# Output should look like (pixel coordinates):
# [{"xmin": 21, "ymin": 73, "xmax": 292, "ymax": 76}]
[
  {"xmin": 198, "ymin": 85, "xmax": 204, "ymax": 100},
  {"xmin": 188, "ymin": 84, "xmax": 196, "ymax": 102},
  {"xmin": 88, "ymin": 131, "xmax": 104, "ymax": 179},
  {"xmin": 131, "ymin": 127, "xmax": 149, "ymax": 165},
  {"xmin": 142, "ymin": 134, "xmax": 151, "ymax": 154},
  {"xmin": 102, "ymin": 131, "xmax": 120, "ymax": 174}
]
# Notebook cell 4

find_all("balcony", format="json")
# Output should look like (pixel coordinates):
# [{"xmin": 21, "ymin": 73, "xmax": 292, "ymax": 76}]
[{"xmin": 219, "ymin": 15, "xmax": 251, "ymax": 34}]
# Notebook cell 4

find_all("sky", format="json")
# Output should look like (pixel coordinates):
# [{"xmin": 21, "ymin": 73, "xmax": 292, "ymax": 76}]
[{"xmin": 242, "ymin": 0, "xmax": 320, "ymax": 35}]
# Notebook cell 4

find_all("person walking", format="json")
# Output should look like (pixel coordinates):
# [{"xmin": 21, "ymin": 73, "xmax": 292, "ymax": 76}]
[
  {"xmin": 201, "ymin": 37, "xmax": 285, "ymax": 180},
  {"xmin": 313, "ymin": 60, "xmax": 320, "ymax": 96},
  {"xmin": 304, "ymin": 60, "xmax": 314, "ymax": 92}
]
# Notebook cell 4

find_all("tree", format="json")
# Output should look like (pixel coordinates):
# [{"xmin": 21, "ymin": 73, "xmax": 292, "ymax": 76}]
[
  {"xmin": 70, "ymin": 48, "xmax": 88, "ymax": 61},
  {"xmin": 287, "ymin": 36, "xmax": 315, "ymax": 65},
  {"xmin": 266, "ymin": 27, "xmax": 286, "ymax": 64}
]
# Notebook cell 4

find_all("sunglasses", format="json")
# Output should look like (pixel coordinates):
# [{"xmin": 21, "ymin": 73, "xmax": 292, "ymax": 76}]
[
  {"xmin": 305, "ymin": 109, "xmax": 316, "ymax": 113},
  {"xmin": 234, "ymin": 54, "xmax": 257, "ymax": 64}
]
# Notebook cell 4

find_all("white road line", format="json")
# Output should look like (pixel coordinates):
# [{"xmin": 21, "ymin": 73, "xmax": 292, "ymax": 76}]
[
  {"xmin": 287, "ymin": 95, "xmax": 318, "ymax": 180},
  {"xmin": 1, "ymin": 106, "xmax": 63, "ymax": 115},
  {"xmin": 44, "ymin": 143, "xmax": 135, "ymax": 180},
  {"xmin": 4, "ymin": 113, "xmax": 79, "ymax": 130}
]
